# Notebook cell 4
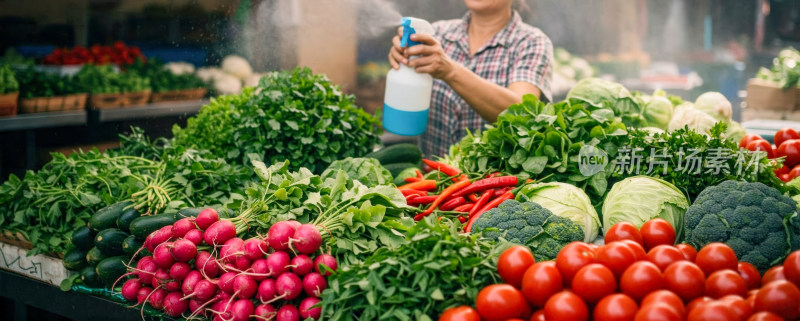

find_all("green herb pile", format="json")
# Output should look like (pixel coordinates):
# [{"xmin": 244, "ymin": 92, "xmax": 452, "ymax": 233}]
[
  {"xmin": 0, "ymin": 64, "xmax": 19, "ymax": 94},
  {"xmin": 756, "ymin": 47, "xmax": 800, "ymax": 89},
  {"xmin": 15, "ymin": 67, "xmax": 85, "ymax": 98},
  {"xmin": 126, "ymin": 59, "xmax": 206, "ymax": 93},
  {"xmin": 74, "ymin": 65, "xmax": 150, "ymax": 94}
]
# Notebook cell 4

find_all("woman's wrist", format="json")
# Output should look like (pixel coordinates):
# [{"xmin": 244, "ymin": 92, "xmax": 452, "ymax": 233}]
[{"xmin": 440, "ymin": 62, "xmax": 463, "ymax": 83}]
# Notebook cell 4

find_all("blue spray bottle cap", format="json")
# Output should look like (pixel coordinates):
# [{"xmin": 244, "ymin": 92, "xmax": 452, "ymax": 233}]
[{"xmin": 400, "ymin": 17, "xmax": 434, "ymax": 48}]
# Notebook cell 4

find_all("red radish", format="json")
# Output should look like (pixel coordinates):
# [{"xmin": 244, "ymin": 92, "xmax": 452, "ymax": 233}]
[
  {"xmin": 148, "ymin": 288, "xmax": 167, "ymax": 309},
  {"xmin": 243, "ymin": 237, "xmax": 269, "ymax": 260},
  {"xmin": 291, "ymin": 255, "xmax": 314, "ymax": 276},
  {"xmin": 257, "ymin": 279, "xmax": 277, "ymax": 302},
  {"xmin": 218, "ymin": 271, "xmax": 237, "ymax": 294},
  {"xmin": 196, "ymin": 208, "xmax": 219, "ymax": 230},
  {"xmin": 152, "ymin": 268, "xmax": 171, "ymax": 288},
  {"xmin": 195, "ymin": 251, "xmax": 220, "ymax": 278},
  {"xmin": 277, "ymin": 304, "xmax": 300, "ymax": 321},
  {"xmin": 182, "ymin": 270, "xmax": 203, "ymax": 295},
  {"xmin": 268, "ymin": 221, "xmax": 298, "ymax": 251},
  {"xmin": 136, "ymin": 257, "xmax": 158, "ymax": 285},
  {"xmin": 214, "ymin": 290, "xmax": 232, "ymax": 302},
  {"xmin": 250, "ymin": 259, "xmax": 270, "ymax": 281},
  {"xmin": 229, "ymin": 299, "xmax": 255, "ymax": 321},
  {"xmin": 137, "ymin": 287, "xmax": 153, "ymax": 305},
  {"xmin": 220, "ymin": 238, "xmax": 244, "ymax": 263},
  {"xmin": 286, "ymin": 221, "xmax": 301, "ymax": 229},
  {"xmin": 169, "ymin": 262, "xmax": 192, "ymax": 281},
  {"xmin": 303, "ymin": 272, "xmax": 327, "ymax": 298},
  {"xmin": 184, "ymin": 229, "xmax": 203, "ymax": 246},
  {"xmin": 163, "ymin": 292, "xmax": 189, "ymax": 317},
  {"xmin": 146, "ymin": 226, "xmax": 173, "ymax": 253},
  {"xmin": 275, "ymin": 272, "xmax": 303, "ymax": 300},
  {"xmin": 172, "ymin": 218, "xmax": 196, "ymax": 238},
  {"xmin": 299, "ymin": 297, "xmax": 322, "ymax": 319},
  {"xmin": 235, "ymin": 256, "xmax": 251, "ymax": 271},
  {"xmin": 187, "ymin": 279, "xmax": 218, "ymax": 302},
  {"xmin": 313, "ymin": 254, "xmax": 338, "ymax": 276},
  {"xmin": 292, "ymin": 224, "xmax": 322, "ymax": 254},
  {"xmin": 254, "ymin": 304, "xmax": 277, "ymax": 320},
  {"xmin": 122, "ymin": 279, "xmax": 141, "ymax": 301},
  {"xmin": 204, "ymin": 220, "xmax": 236, "ymax": 246},
  {"xmin": 170, "ymin": 239, "xmax": 198, "ymax": 263},
  {"xmin": 211, "ymin": 300, "xmax": 233, "ymax": 321},
  {"xmin": 267, "ymin": 251, "xmax": 291, "ymax": 276},
  {"xmin": 232, "ymin": 275, "xmax": 258, "ymax": 299},
  {"xmin": 153, "ymin": 242, "xmax": 175, "ymax": 269},
  {"xmin": 189, "ymin": 299, "xmax": 206, "ymax": 317}
]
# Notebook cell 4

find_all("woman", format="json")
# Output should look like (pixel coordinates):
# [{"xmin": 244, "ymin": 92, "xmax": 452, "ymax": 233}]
[{"xmin": 389, "ymin": 0, "xmax": 553, "ymax": 157}]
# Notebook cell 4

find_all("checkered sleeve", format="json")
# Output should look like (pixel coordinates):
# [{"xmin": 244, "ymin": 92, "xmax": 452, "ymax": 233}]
[{"xmin": 509, "ymin": 31, "xmax": 554, "ymax": 102}]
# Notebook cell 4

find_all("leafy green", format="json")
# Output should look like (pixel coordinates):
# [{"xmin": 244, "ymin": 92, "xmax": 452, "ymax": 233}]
[
  {"xmin": 0, "ymin": 64, "xmax": 19, "ymax": 94},
  {"xmin": 126, "ymin": 59, "xmax": 207, "ymax": 92},
  {"xmin": 756, "ymin": 47, "xmax": 800, "ymax": 89},
  {"xmin": 15, "ymin": 67, "xmax": 85, "ymax": 98},
  {"xmin": 567, "ymin": 77, "xmax": 645, "ymax": 127},
  {"xmin": 321, "ymin": 157, "xmax": 393, "ymax": 187},
  {"xmin": 74, "ymin": 65, "xmax": 150, "ymax": 94}
]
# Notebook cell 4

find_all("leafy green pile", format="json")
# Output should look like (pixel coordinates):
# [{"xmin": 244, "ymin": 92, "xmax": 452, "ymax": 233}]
[
  {"xmin": 321, "ymin": 157, "xmax": 393, "ymax": 187},
  {"xmin": 172, "ymin": 67, "xmax": 381, "ymax": 172},
  {"xmin": 320, "ymin": 217, "xmax": 502, "ymax": 321},
  {"xmin": 567, "ymin": 77, "xmax": 645, "ymax": 127},
  {"xmin": 15, "ymin": 67, "xmax": 85, "ymax": 98},
  {"xmin": 756, "ymin": 47, "xmax": 800, "ymax": 89},
  {"xmin": 74, "ymin": 65, "xmax": 150, "ymax": 94},
  {"xmin": 0, "ymin": 64, "xmax": 19, "ymax": 94},
  {"xmin": 126, "ymin": 59, "xmax": 206, "ymax": 92}
]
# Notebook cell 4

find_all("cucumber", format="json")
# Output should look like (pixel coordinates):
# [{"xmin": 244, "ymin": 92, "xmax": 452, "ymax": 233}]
[
  {"xmin": 393, "ymin": 167, "xmax": 422, "ymax": 186},
  {"xmin": 86, "ymin": 247, "xmax": 108, "ymax": 266},
  {"xmin": 382, "ymin": 163, "xmax": 418, "ymax": 177},
  {"xmin": 129, "ymin": 213, "xmax": 176, "ymax": 239},
  {"xmin": 88, "ymin": 201, "xmax": 132, "ymax": 232},
  {"xmin": 63, "ymin": 247, "xmax": 88, "ymax": 271},
  {"xmin": 173, "ymin": 207, "xmax": 204, "ymax": 220},
  {"xmin": 94, "ymin": 229, "xmax": 128, "ymax": 256},
  {"xmin": 96, "ymin": 256, "xmax": 127, "ymax": 286},
  {"xmin": 71, "ymin": 226, "xmax": 97, "ymax": 251},
  {"xmin": 366, "ymin": 143, "xmax": 422, "ymax": 165},
  {"xmin": 115, "ymin": 208, "xmax": 141, "ymax": 233},
  {"xmin": 80, "ymin": 265, "xmax": 102, "ymax": 288},
  {"xmin": 121, "ymin": 235, "xmax": 143, "ymax": 256}
]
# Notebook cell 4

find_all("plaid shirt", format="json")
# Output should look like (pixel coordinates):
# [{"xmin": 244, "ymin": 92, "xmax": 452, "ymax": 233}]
[{"xmin": 421, "ymin": 11, "xmax": 553, "ymax": 157}]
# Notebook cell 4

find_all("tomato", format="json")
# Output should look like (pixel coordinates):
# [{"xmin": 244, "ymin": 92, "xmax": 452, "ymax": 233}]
[
  {"xmin": 754, "ymin": 280, "xmax": 800, "ymax": 320},
  {"xmin": 555, "ymin": 242, "xmax": 595, "ymax": 287},
  {"xmin": 664, "ymin": 261, "xmax": 706, "ymax": 301},
  {"xmin": 596, "ymin": 242, "xmax": 639, "ymax": 277},
  {"xmin": 498, "ymin": 246, "xmax": 536, "ymax": 289},
  {"xmin": 475, "ymin": 284, "xmax": 532, "ymax": 321},
  {"xmin": 647, "ymin": 245, "xmax": 686, "ymax": 271},
  {"xmin": 594, "ymin": 293, "xmax": 638, "ymax": 321},
  {"xmin": 634, "ymin": 303, "xmax": 683, "ymax": 321},
  {"xmin": 746, "ymin": 140, "xmax": 776, "ymax": 159},
  {"xmin": 720, "ymin": 295, "xmax": 753, "ymax": 321},
  {"xmin": 621, "ymin": 261, "xmax": 665, "ymax": 301},
  {"xmin": 696, "ymin": 243, "xmax": 738, "ymax": 276},
  {"xmin": 705, "ymin": 270, "xmax": 748, "ymax": 298},
  {"xmin": 686, "ymin": 296, "xmax": 714, "ymax": 313},
  {"xmin": 762, "ymin": 266, "xmax": 786, "ymax": 286},
  {"xmin": 780, "ymin": 173, "xmax": 792, "ymax": 182},
  {"xmin": 774, "ymin": 128, "xmax": 800, "ymax": 148},
  {"xmin": 738, "ymin": 262, "xmax": 762, "ymax": 290},
  {"xmin": 775, "ymin": 164, "xmax": 791, "ymax": 176},
  {"xmin": 521, "ymin": 261, "xmax": 563, "ymax": 307},
  {"xmin": 529, "ymin": 310, "xmax": 545, "ymax": 321},
  {"xmin": 747, "ymin": 311, "xmax": 785, "ymax": 321},
  {"xmin": 686, "ymin": 300, "xmax": 741, "ymax": 321},
  {"xmin": 783, "ymin": 250, "xmax": 800, "ymax": 287},
  {"xmin": 790, "ymin": 165, "xmax": 800, "ymax": 180},
  {"xmin": 571, "ymin": 263, "xmax": 617, "ymax": 304},
  {"xmin": 740, "ymin": 134, "xmax": 765, "ymax": 149},
  {"xmin": 640, "ymin": 219, "xmax": 676, "ymax": 251},
  {"xmin": 543, "ymin": 291, "xmax": 588, "ymax": 321},
  {"xmin": 641, "ymin": 290, "xmax": 685, "ymax": 316},
  {"xmin": 620, "ymin": 240, "xmax": 648, "ymax": 261},
  {"xmin": 439, "ymin": 306, "xmax": 481, "ymax": 321},
  {"xmin": 676, "ymin": 244, "xmax": 698, "ymax": 262},
  {"xmin": 605, "ymin": 222, "xmax": 644, "ymax": 246},
  {"xmin": 777, "ymin": 139, "xmax": 800, "ymax": 168}
]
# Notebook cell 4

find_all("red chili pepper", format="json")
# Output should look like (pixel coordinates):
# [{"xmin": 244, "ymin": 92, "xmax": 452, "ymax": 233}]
[
  {"xmin": 400, "ymin": 189, "xmax": 427, "ymax": 197},
  {"xmin": 407, "ymin": 195, "xmax": 438, "ymax": 206},
  {"xmin": 440, "ymin": 197, "xmax": 467, "ymax": 211},
  {"xmin": 404, "ymin": 177, "xmax": 422, "ymax": 183},
  {"xmin": 486, "ymin": 172, "xmax": 502, "ymax": 178},
  {"xmin": 494, "ymin": 187, "xmax": 513, "ymax": 197},
  {"xmin": 469, "ymin": 190, "xmax": 495, "ymax": 218},
  {"xmin": 457, "ymin": 216, "xmax": 467, "ymax": 224},
  {"xmin": 398, "ymin": 180, "xmax": 436, "ymax": 191},
  {"xmin": 422, "ymin": 159, "xmax": 461, "ymax": 181},
  {"xmin": 467, "ymin": 193, "xmax": 480, "ymax": 202},
  {"xmin": 453, "ymin": 203, "xmax": 475, "ymax": 213},
  {"xmin": 414, "ymin": 177, "xmax": 471, "ymax": 220},
  {"xmin": 415, "ymin": 169, "xmax": 424, "ymax": 179},
  {"xmin": 465, "ymin": 191, "xmax": 514, "ymax": 232},
  {"xmin": 452, "ymin": 176, "xmax": 518, "ymax": 197}
]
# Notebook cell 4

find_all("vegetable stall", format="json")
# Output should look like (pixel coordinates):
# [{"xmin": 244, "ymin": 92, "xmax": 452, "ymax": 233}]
[{"xmin": 2, "ymin": 64, "xmax": 800, "ymax": 321}]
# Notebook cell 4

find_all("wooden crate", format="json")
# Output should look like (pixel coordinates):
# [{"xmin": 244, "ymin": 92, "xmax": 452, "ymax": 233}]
[
  {"xmin": 745, "ymin": 78, "xmax": 799, "ymax": 111},
  {"xmin": 0, "ymin": 92, "xmax": 19, "ymax": 117},
  {"xmin": 20, "ymin": 94, "xmax": 88, "ymax": 113},
  {"xmin": 0, "ymin": 233, "xmax": 71, "ymax": 287},
  {"xmin": 89, "ymin": 93, "xmax": 126, "ymax": 109},
  {"xmin": 125, "ymin": 91, "xmax": 151, "ymax": 106},
  {"xmin": 150, "ymin": 88, "xmax": 207, "ymax": 103}
]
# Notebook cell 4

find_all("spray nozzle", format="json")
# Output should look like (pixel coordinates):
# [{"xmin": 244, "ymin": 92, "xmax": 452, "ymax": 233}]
[{"xmin": 400, "ymin": 17, "xmax": 434, "ymax": 48}]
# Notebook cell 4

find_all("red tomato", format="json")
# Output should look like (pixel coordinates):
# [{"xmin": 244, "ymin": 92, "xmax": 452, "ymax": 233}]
[
  {"xmin": 571, "ymin": 263, "xmax": 617, "ymax": 304},
  {"xmin": 620, "ymin": 261, "xmax": 665, "ymax": 302},
  {"xmin": 753, "ymin": 280, "xmax": 800, "ymax": 320},
  {"xmin": 677, "ymin": 244, "xmax": 698, "ymax": 262},
  {"xmin": 789, "ymin": 165, "xmax": 800, "ymax": 180},
  {"xmin": 555, "ymin": 242, "xmax": 595, "ymax": 287},
  {"xmin": 475, "ymin": 284, "xmax": 532, "ymax": 321},
  {"xmin": 705, "ymin": 270, "xmax": 748, "ymax": 298},
  {"xmin": 647, "ymin": 245, "xmax": 687, "ymax": 271},
  {"xmin": 498, "ymin": 246, "xmax": 536, "ymax": 289},
  {"xmin": 774, "ymin": 128, "xmax": 800, "ymax": 148},
  {"xmin": 777, "ymin": 139, "xmax": 800, "ymax": 168},
  {"xmin": 439, "ymin": 306, "xmax": 481, "ymax": 321},
  {"xmin": 521, "ymin": 261, "xmax": 563, "ymax": 307},
  {"xmin": 529, "ymin": 310, "xmax": 545, "ymax": 321},
  {"xmin": 740, "ymin": 134, "xmax": 765, "ymax": 149},
  {"xmin": 780, "ymin": 173, "xmax": 792, "ymax": 182},
  {"xmin": 720, "ymin": 295, "xmax": 754, "ymax": 321},
  {"xmin": 594, "ymin": 293, "xmax": 638, "ymax": 321},
  {"xmin": 664, "ymin": 261, "xmax": 706, "ymax": 301},
  {"xmin": 543, "ymin": 291, "xmax": 588, "ymax": 321},
  {"xmin": 762, "ymin": 266, "xmax": 786, "ymax": 286},
  {"xmin": 641, "ymin": 290, "xmax": 685, "ymax": 316},
  {"xmin": 596, "ymin": 242, "xmax": 639, "ymax": 277},
  {"xmin": 747, "ymin": 311, "xmax": 785, "ymax": 321},
  {"xmin": 605, "ymin": 222, "xmax": 644, "ymax": 246},
  {"xmin": 687, "ymin": 300, "xmax": 741, "ymax": 321},
  {"xmin": 775, "ymin": 164, "xmax": 791, "ymax": 176},
  {"xmin": 640, "ymin": 219, "xmax": 677, "ymax": 251},
  {"xmin": 686, "ymin": 296, "xmax": 714, "ymax": 313},
  {"xmin": 783, "ymin": 250, "xmax": 800, "ymax": 287},
  {"xmin": 696, "ymin": 243, "xmax": 738, "ymax": 276},
  {"xmin": 634, "ymin": 303, "xmax": 683, "ymax": 321},
  {"xmin": 746, "ymin": 140, "xmax": 776, "ymax": 159},
  {"xmin": 738, "ymin": 262, "xmax": 762, "ymax": 290},
  {"xmin": 620, "ymin": 240, "xmax": 648, "ymax": 261}
]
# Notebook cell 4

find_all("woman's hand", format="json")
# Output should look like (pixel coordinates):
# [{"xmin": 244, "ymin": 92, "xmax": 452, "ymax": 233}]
[
  {"xmin": 405, "ymin": 34, "xmax": 457, "ymax": 80},
  {"xmin": 388, "ymin": 27, "xmax": 407, "ymax": 70}
]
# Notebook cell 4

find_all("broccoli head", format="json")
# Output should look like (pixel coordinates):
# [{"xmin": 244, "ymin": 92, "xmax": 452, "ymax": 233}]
[{"xmin": 684, "ymin": 180, "xmax": 800, "ymax": 271}]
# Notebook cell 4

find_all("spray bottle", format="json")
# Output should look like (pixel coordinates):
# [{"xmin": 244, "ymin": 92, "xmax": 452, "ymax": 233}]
[{"xmin": 382, "ymin": 17, "xmax": 435, "ymax": 136}]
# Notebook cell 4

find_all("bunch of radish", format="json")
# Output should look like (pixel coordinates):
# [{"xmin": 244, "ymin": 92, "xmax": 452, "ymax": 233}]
[{"xmin": 116, "ymin": 208, "xmax": 337, "ymax": 321}]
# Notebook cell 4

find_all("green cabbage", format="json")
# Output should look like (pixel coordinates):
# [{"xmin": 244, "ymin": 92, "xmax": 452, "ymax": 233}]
[
  {"xmin": 517, "ymin": 182, "xmax": 602, "ymax": 242},
  {"xmin": 643, "ymin": 96, "xmax": 674, "ymax": 130},
  {"xmin": 602, "ymin": 176, "xmax": 689, "ymax": 240},
  {"xmin": 725, "ymin": 121, "xmax": 747, "ymax": 143},
  {"xmin": 694, "ymin": 92, "xmax": 732, "ymax": 123},
  {"xmin": 567, "ymin": 78, "xmax": 645, "ymax": 127}
]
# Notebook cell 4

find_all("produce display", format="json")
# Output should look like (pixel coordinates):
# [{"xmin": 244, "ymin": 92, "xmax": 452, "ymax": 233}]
[
  {"xmin": 0, "ymin": 64, "xmax": 19, "ymax": 94},
  {"xmin": 551, "ymin": 48, "xmax": 595, "ymax": 96},
  {"xmin": 42, "ymin": 42, "xmax": 145, "ymax": 66},
  {"xmin": 756, "ymin": 47, "xmax": 800, "ymax": 89},
  {"xmin": 126, "ymin": 59, "xmax": 206, "ymax": 93},
  {"xmin": 15, "ymin": 67, "xmax": 85, "ymax": 98},
  {"xmin": 74, "ymin": 64, "xmax": 151, "ymax": 94}
]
